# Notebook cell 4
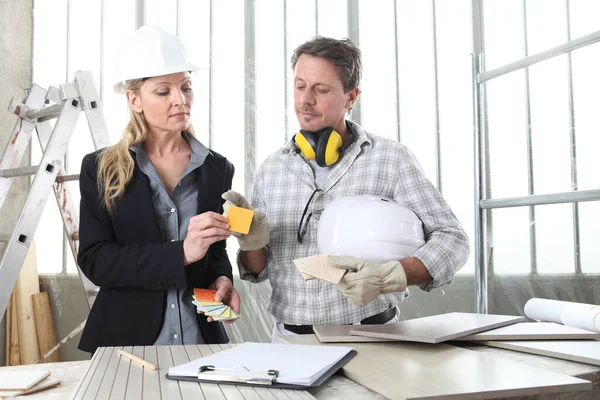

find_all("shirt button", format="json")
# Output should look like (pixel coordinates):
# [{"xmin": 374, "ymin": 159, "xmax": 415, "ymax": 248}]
[
  {"xmin": 174, "ymin": 333, "xmax": 179, "ymax": 339},
  {"xmin": 171, "ymin": 303, "xmax": 176, "ymax": 309},
  {"xmin": 170, "ymin": 239, "xmax": 176, "ymax": 242},
  {"xmin": 170, "ymin": 207, "xmax": 176, "ymax": 213}
]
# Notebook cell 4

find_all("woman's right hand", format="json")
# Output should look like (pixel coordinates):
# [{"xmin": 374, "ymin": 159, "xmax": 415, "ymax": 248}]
[{"xmin": 183, "ymin": 212, "xmax": 231, "ymax": 265}]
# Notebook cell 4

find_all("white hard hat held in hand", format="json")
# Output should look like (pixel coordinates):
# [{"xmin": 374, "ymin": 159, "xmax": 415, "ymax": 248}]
[
  {"xmin": 112, "ymin": 25, "xmax": 201, "ymax": 94},
  {"xmin": 317, "ymin": 195, "xmax": 425, "ymax": 263}
]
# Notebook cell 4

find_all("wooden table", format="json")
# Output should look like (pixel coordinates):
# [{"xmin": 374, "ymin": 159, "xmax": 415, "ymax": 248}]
[
  {"xmin": 0, "ymin": 348, "xmax": 384, "ymax": 400},
  {"xmin": 0, "ymin": 343, "xmax": 598, "ymax": 400}
]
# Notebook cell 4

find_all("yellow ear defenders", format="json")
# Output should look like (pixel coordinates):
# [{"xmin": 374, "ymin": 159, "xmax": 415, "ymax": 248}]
[{"xmin": 294, "ymin": 128, "xmax": 343, "ymax": 167}]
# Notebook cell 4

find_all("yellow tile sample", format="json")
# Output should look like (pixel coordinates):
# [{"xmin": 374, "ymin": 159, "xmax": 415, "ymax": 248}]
[{"xmin": 226, "ymin": 206, "xmax": 254, "ymax": 234}]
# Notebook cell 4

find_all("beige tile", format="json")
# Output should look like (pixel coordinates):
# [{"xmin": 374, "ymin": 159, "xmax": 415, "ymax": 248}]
[
  {"xmin": 481, "ymin": 340, "xmax": 600, "ymax": 366},
  {"xmin": 456, "ymin": 322, "xmax": 600, "ymax": 341},
  {"xmin": 350, "ymin": 312, "xmax": 526, "ymax": 343},
  {"xmin": 278, "ymin": 334, "xmax": 592, "ymax": 400}
]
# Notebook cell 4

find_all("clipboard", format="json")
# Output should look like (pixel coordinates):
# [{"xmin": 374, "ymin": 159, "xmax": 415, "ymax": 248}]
[{"xmin": 166, "ymin": 348, "xmax": 357, "ymax": 389}]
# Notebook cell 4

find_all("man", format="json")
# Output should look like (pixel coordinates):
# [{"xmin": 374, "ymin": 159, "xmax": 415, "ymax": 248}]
[{"xmin": 223, "ymin": 36, "xmax": 469, "ymax": 338}]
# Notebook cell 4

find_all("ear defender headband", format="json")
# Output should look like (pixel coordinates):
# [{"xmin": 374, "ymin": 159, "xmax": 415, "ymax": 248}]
[{"xmin": 294, "ymin": 127, "xmax": 343, "ymax": 167}]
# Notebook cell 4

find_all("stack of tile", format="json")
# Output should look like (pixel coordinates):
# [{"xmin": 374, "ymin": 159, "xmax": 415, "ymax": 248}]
[{"xmin": 192, "ymin": 288, "xmax": 239, "ymax": 321}]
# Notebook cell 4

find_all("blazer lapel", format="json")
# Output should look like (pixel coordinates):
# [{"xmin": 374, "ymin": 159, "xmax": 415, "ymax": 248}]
[
  {"xmin": 121, "ymin": 166, "xmax": 163, "ymax": 242},
  {"xmin": 197, "ymin": 153, "xmax": 227, "ymax": 214}
]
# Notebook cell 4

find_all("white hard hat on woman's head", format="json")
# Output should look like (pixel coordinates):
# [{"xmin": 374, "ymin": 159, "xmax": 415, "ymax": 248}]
[{"xmin": 112, "ymin": 25, "xmax": 200, "ymax": 94}]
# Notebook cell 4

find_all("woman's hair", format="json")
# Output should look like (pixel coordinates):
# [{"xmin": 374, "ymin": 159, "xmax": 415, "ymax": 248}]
[{"xmin": 97, "ymin": 78, "xmax": 195, "ymax": 213}]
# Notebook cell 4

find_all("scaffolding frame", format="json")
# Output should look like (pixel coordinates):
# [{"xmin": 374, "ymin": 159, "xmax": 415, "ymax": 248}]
[{"xmin": 471, "ymin": 0, "xmax": 600, "ymax": 313}]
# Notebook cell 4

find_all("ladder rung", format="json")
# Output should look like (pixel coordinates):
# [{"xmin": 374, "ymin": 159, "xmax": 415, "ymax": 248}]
[
  {"xmin": 9, "ymin": 101, "xmax": 62, "ymax": 121},
  {"xmin": 26, "ymin": 104, "xmax": 62, "ymax": 120},
  {"xmin": 55, "ymin": 174, "xmax": 80, "ymax": 183},
  {"xmin": 0, "ymin": 165, "xmax": 39, "ymax": 178},
  {"xmin": 1, "ymin": 232, "xmax": 79, "ymax": 243},
  {"xmin": 0, "ymin": 167, "xmax": 80, "ymax": 182}
]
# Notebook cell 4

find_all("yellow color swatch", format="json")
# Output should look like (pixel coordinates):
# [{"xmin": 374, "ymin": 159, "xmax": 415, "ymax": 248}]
[{"xmin": 227, "ymin": 205, "xmax": 254, "ymax": 234}]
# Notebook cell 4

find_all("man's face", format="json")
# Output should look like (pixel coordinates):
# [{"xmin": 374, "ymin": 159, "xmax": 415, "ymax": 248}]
[{"xmin": 293, "ymin": 54, "xmax": 355, "ymax": 134}]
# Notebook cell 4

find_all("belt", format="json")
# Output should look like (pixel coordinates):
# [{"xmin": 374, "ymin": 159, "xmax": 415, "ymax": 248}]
[{"xmin": 283, "ymin": 306, "xmax": 397, "ymax": 335}]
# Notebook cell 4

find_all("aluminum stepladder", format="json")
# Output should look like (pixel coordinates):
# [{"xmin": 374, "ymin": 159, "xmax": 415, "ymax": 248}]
[{"xmin": 0, "ymin": 71, "xmax": 111, "ymax": 327}]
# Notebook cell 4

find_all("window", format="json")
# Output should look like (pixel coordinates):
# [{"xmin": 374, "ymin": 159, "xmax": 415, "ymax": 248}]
[{"xmin": 30, "ymin": 0, "xmax": 599, "ymax": 277}]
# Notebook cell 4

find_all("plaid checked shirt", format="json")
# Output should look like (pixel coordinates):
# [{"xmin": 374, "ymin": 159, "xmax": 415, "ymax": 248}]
[{"xmin": 238, "ymin": 121, "xmax": 469, "ymax": 325}]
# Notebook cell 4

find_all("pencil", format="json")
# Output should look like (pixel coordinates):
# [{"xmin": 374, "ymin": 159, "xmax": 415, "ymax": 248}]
[{"xmin": 117, "ymin": 349, "xmax": 157, "ymax": 370}]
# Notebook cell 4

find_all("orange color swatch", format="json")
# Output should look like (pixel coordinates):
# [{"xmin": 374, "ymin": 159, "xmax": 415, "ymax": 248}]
[
  {"xmin": 227, "ymin": 206, "xmax": 254, "ymax": 235},
  {"xmin": 194, "ymin": 288, "xmax": 217, "ymax": 302}
]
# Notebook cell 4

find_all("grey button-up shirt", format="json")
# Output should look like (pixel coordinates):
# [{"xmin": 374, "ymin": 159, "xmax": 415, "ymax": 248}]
[{"xmin": 130, "ymin": 132, "xmax": 210, "ymax": 345}]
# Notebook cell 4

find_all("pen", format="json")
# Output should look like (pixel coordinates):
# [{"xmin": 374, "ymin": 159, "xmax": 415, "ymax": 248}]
[{"xmin": 118, "ymin": 349, "xmax": 157, "ymax": 370}]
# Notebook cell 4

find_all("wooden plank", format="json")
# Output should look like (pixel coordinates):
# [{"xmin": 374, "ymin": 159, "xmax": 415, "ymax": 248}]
[
  {"xmin": 8, "ymin": 293, "xmax": 20, "ymax": 366},
  {"xmin": 170, "ymin": 345, "xmax": 206, "ymax": 400},
  {"xmin": 187, "ymin": 344, "xmax": 226, "ymax": 400},
  {"xmin": 253, "ymin": 386, "xmax": 281, "ymax": 400},
  {"xmin": 81, "ymin": 346, "xmax": 114, "ymax": 400},
  {"xmin": 156, "ymin": 345, "xmax": 182, "ymax": 400},
  {"xmin": 278, "ymin": 334, "xmax": 592, "ymax": 400},
  {"xmin": 71, "ymin": 347, "xmax": 105, "ymax": 400},
  {"xmin": 95, "ymin": 347, "xmax": 123, "ymax": 400},
  {"xmin": 31, "ymin": 292, "xmax": 59, "ymax": 363},
  {"xmin": 314, "ymin": 325, "xmax": 394, "ymax": 343},
  {"xmin": 124, "ymin": 346, "xmax": 144, "ymax": 400},
  {"xmin": 5, "ymin": 294, "xmax": 11, "ymax": 366},
  {"xmin": 111, "ymin": 346, "xmax": 133, "ymax": 398},
  {"xmin": 481, "ymin": 340, "xmax": 600, "ymax": 366},
  {"xmin": 455, "ymin": 322, "xmax": 600, "ymax": 341},
  {"xmin": 350, "ymin": 313, "xmax": 526, "ymax": 343},
  {"xmin": 297, "ymin": 390, "xmax": 317, "ymax": 400},
  {"xmin": 14, "ymin": 242, "xmax": 40, "ymax": 364},
  {"xmin": 141, "ymin": 346, "xmax": 161, "ymax": 400},
  {"xmin": 278, "ymin": 389, "xmax": 305, "ymax": 400}
]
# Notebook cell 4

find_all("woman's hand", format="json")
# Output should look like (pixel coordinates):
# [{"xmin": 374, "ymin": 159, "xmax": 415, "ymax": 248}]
[
  {"xmin": 206, "ymin": 276, "xmax": 240, "ymax": 323},
  {"xmin": 183, "ymin": 212, "xmax": 231, "ymax": 265}
]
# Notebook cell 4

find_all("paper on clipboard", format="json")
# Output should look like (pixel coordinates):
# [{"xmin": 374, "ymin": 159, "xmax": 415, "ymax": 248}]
[{"xmin": 166, "ymin": 342, "xmax": 355, "ymax": 388}]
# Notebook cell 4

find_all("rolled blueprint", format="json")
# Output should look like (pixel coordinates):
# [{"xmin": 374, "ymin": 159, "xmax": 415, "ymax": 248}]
[
  {"xmin": 560, "ymin": 308, "xmax": 600, "ymax": 333},
  {"xmin": 523, "ymin": 298, "xmax": 598, "ymax": 324}
]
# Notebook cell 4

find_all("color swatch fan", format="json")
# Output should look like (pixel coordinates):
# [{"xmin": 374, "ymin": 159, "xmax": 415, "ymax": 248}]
[{"xmin": 192, "ymin": 288, "xmax": 239, "ymax": 321}]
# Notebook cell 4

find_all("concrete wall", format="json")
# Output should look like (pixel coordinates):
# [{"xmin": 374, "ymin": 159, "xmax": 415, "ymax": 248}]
[{"xmin": 0, "ymin": 0, "xmax": 33, "ymax": 367}]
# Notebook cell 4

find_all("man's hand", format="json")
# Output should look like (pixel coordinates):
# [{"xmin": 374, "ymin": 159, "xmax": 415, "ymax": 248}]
[
  {"xmin": 222, "ymin": 190, "xmax": 270, "ymax": 251},
  {"xmin": 183, "ymin": 212, "xmax": 231, "ymax": 265},
  {"xmin": 329, "ymin": 255, "xmax": 407, "ymax": 306},
  {"xmin": 206, "ymin": 276, "xmax": 241, "ymax": 323}
]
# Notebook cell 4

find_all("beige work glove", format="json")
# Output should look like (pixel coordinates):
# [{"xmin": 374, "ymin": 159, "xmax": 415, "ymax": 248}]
[
  {"xmin": 329, "ymin": 255, "xmax": 407, "ymax": 306},
  {"xmin": 221, "ymin": 190, "xmax": 270, "ymax": 251}
]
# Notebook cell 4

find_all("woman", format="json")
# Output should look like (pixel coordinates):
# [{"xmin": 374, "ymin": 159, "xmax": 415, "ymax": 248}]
[{"xmin": 77, "ymin": 26, "xmax": 239, "ymax": 354}]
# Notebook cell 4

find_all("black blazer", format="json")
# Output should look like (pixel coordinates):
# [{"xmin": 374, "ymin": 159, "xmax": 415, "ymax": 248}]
[{"xmin": 77, "ymin": 148, "xmax": 234, "ymax": 353}]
